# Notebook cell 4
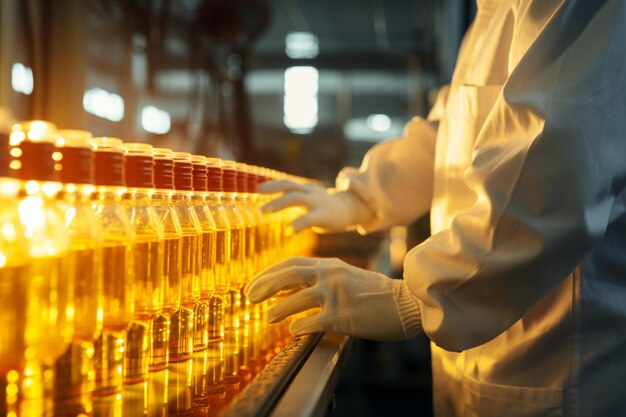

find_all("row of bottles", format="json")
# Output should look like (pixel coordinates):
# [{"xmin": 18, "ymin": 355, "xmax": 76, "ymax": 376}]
[{"xmin": 0, "ymin": 119, "xmax": 317, "ymax": 417}]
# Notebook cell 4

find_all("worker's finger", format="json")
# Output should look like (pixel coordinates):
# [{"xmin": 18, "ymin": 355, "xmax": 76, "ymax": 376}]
[
  {"xmin": 257, "ymin": 180, "xmax": 307, "ymax": 194},
  {"xmin": 261, "ymin": 191, "xmax": 311, "ymax": 214},
  {"xmin": 289, "ymin": 213, "xmax": 316, "ymax": 234},
  {"xmin": 266, "ymin": 288, "xmax": 322, "ymax": 323},
  {"xmin": 289, "ymin": 207, "xmax": 330, "ymax": 234},
  {"xmin": 245, "ymin": 265, "xmax": 319, "ymax": 303},
  {"xmin": 289, "ymin": 313, "xmax": 329, "ymax": 336},
  {"xmin": 250, "ymin": 256, "xmax": 319, "ymax": 280}
]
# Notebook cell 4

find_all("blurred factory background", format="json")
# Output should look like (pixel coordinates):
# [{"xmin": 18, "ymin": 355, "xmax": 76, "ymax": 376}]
[
  {"xmin": 0, "ymin": 1, "xmax": 475, "ymax": 415},
  {"xmin": 0, "ymin": 0, "xmax": 473, "ymax": 180}
]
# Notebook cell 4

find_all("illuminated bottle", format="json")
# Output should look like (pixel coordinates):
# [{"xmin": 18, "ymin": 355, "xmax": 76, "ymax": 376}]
[
  {"xmin": 203, "ymin": 158, "xmax": 231, "ymax": 410},
  {"xmin": 220, "ymin": 160, "xmax": 246, "ymax": 330},
  {"xmin": 243, "ymin": 164, "xmax": 268, "ymax": 375},
  {"xmin": 261, "ymin": 168, "xmax": 291, "ymax": 348},
  {"xmin": 235, "ymin": 163, "xmax": 258, "ymax": 293},
  {"xmin": 190, "ymin": 155, "xmax": 222, "ymax": 413},
  {"xmin": 168, "ymin": 152, "xmax": 202, "ymax": 417},
  {"xmin": 190, "ymin": 155, "xmax": 217, "ymax": 353},
  {"xmin": 247, "ymin": 165, "xmax": 268, "ymax": 271},
  {"xmin": 217, "ymin": 160, "xmax": 247, "ymax": 397},
  {"xmin": 233, "ymin": 163, "xmax": 258, "ymax": 385},
  {"xmin": 89, "ymin": 137, "xmax": 135, "ymax": 398},
  {"xmin": 0, "ymin": 116, "xmax": 32, "ymax": 416},
  {"xmin": 205, "ymin": 158, "xmax": 231, "ymax": 340},
  {"xmin": 150, "ymin": 148, "xmax": 183, "ymax": 417},
  {"xmin": 54, "ymin": 129, "xmax": 104, "ymax": 415},
  {"xmin": 151, "ymin": 148, "xmax": 183, "ymax": 362},
  {"xmin": 252, "ymin": 167, "xmax": 281, "ymax": 359},
  {"xmin": 8, "ymin": 121, "xmax": 74, "ymax": 415},
  {"xmin": 122, "ymin": 143, "xmax": 165, "ymax": 396},
  {"xmin": 169, "ymin": 152, "xmax": 201, "ymax": 361},
  {"xmin": 259, "ymin": 168, "xmax": 281, "ymax": 270}
]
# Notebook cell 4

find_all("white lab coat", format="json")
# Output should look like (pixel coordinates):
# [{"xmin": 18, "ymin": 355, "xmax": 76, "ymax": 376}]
[{"xmin": 338, "ymin": 0, "xmax": 626, "ymax": 416}]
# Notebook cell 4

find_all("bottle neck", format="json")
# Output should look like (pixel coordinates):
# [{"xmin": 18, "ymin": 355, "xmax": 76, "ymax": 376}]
[
  {"xmin": 125, "ymin": 187, "xmax": 154, "ymax": 201},
  {"xmin": 58, "ymin": 183, "xmax": 96, "ymax": 203},
  {"xmin": 94, "ymin": 185, "xmax": 126, "ymax": 202},
  {"xmin": 172, "ymin": 190, "xmax": 193, "ymax": 203},
  {"xmin": 205, "ymin": 191, "xmax": 221, "ymax": 205},
  {"xmin": 0, "ymin": 177, "xmax": 23, "ymax": 199},
  {"xmin": 190, "ymin": 193, "xmax": 206, "ymax": 203},
  {"xmin": 234, "ymin": 192, "xmax": 248, "ymax": 201},
  {"xmin": 19, "ymin": 179, "xmax": 62, "ymax": 200},
  {"xmin": 221, "ymin": 191, "xmax": 237, "ymax": 203},
  {"xmin": 152, "ymin": 189, "xmax": 174, "ymax": 203}
]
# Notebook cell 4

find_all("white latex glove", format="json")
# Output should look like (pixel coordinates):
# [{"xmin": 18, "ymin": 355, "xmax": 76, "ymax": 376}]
[
  {"xmin": 244, "ymin": 257, "xmax": 423, "ymax": 341},
  {"xmin": 258, "ymin": 180, "xmax": 373, "ymax": 234}
]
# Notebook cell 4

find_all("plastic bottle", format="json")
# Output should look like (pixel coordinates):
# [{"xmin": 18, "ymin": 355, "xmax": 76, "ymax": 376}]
[
  {"xmin": 168, "ymin": 152, "xmax": 202, "ymax": 416},
  {"xmin": 0, "ymin": 116, "xmax": 33, "ymax": 415},
  {"xmin": 205, "ymin": 158, "xmax": 231, "ymax": 341},
  {"xmin": 89, "ymin": 137, "xmax": 135, "ymax": 399},
  {"xmin": 150, "ymin": 148, "xmax": 183, "ymax": 416},
  {"xmin": 53, "ymin": 129, "xmax": 104, "ymax": 415},
  {"xmin": 8, "ymin": 121, "xmax": 74, "ymax": 415},
  {"xmin": 190, "ymin": 155, "xmax": 217, "ymax": 353},
  {"xmin": 190, "ymin": 155, "xmax": 219, "ymax": 414},
  {"xmin": 121, "ymin": 143, "xmax": 165, "ymax": 402}
]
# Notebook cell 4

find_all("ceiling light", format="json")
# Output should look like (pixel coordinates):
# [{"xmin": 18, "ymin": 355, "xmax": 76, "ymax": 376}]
[
  {"xmin": 283, "ymin": 66, "xmax": 319, "ymax": 133},
  {"xmin": 12, "ymin": 63, "xmax": 33, "ymax": 95},
  {"xmin": 83, "ymin": 88, "xmax": 124, "ymax": 122},
  {"xmin": 285, "ymin": 32, "xmax": 319, "ymax": 59},
  {"xmin": 141, "ymin": 105, "xmax": 171, "ymax": 135},
  {"xmin": 366, "ymin": 114, "xmax": 392, "ymax": 133}
]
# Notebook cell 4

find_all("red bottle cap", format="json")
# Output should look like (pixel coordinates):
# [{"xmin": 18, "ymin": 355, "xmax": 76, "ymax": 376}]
[
  {"xmin": 191, "ymin": 155, "xmax": 208, "ymax": 192},
  {"xmin": 12, "ymin": 121, "xmax": 59, "ymax": 182},
  {"xmin": 0, "ymin": 132, "xmax": 11, "ymax": 178},
  {"xmin": 256, "ymin": 166, "xmax": 270, "ymax": 185},
  {"xmin": 90, "ymin": 137, "xmax": 125, "ymax": 187},
  {"xmin": 123, "ymin": 143, "xmax": 154, "ymax": 189},
  {"xmin": 235, "ymin": 162, "xmax": 248, "ymax": 193},
  {"xmin": 206, "ymin": 157, "xmax": 223, "ymax": 192},
  {"xmin": 173, "ymin": 152, "xmax": 193, "ymax": 191},
  {"xmin": 0, "ymin": 110, "xmax": 14, "ymax": 178},
  {"xmin": 221, "ymin": 160, "xmax": 237, "ymax": 193},
  {"xmin": 246, "ymin": 165, "xmax": 258, "ymax": 193},
  {"xmin": 57, "ymin": 130, "xmax": 94, "ymax": 185},
  {"xmin": 153, "ymin": 148, "xmax": 174, "ymax": 190}
]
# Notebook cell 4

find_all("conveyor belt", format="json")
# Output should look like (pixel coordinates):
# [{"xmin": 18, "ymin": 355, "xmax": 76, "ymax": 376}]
[{"xmin": 225, "ymin": 333, "xmax": 323, "ymax": 417}]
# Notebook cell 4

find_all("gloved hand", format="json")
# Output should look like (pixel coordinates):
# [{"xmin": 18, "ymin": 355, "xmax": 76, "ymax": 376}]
[
  {"xmin": 244, "ymin": 257, "xmax": 423, "ymax": 341},
  {"xmin": 258, "ymin": 180, "xmax": 373, "ymax": 234}
]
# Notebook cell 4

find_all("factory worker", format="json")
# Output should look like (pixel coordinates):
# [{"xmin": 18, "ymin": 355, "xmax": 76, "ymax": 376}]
[{"xmin": 246, "ymin": 0, "xmax": 626, "ymax": 416}]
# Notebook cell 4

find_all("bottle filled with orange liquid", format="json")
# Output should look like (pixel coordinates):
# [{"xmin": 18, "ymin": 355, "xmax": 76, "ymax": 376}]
[
  {"xmin": 190, "ymin": 155, "xmax": 221, "ymax": 414},
  {"xmin": 89, "ymin": 137, "xmax": 135, "ymax": 401},
  {"xmin": 233, "ymin": 163, "xmax": 259, "ymax": 385},
  {"xmin": 218, "ymin": 160, "xmax": 249, "ymax": 399},
  {"xmin": 150, "ymin": 148, "xmax": 184, "ymax": 417},
  {"xmin": 190, "ymin": 155, "xmax": 217, "ymax": 354},
  {"xmin": 0, "ymin": 116, "xmax": 34, "ymax": 416},
  {"xmin": 122, "ymin": 142, "xmax": 165, "ymax": 415},
  {"xmin": 168, "ymin": 152, "xmax": 202, "ymax": 416},
  {"xmin": 203, "ymin": 158, "xmax": 231, "ymax": 412},
  {"xmin": 220, "ymin": 160, "xmax": 246, "ymax": 332},
  {"xmin": 6, "ymin": 121, "xmax": 74, "ymax": 415},
  {"xmin": 54, "ymin": 129, "xmax": 104, "ymax": 416},
  {"xmin": 242, "ymin": 164, "xmax": 269, "ymax": 374},
  {"xmin": 205, "ymin": 158, "xmax": 231, "ymax": 341}
]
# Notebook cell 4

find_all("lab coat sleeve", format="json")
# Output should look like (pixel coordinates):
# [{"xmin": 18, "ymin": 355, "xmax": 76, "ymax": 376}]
[
  {"xmin": 336, "ymin": 116, "xmax": 437, "ymax": 233},
  {"xmin": 426, "ymin": 85, "xmax": 450, "ymax": 124},
  {"xmin": 405, "ymin": 0, "xmax": 626, "ymax": 352}
]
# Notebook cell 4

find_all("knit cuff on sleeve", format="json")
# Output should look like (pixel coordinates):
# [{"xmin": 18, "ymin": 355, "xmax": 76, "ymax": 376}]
[{"xmin": 392, "ymin": 279, "xmax": 423, "ymax": 339}]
